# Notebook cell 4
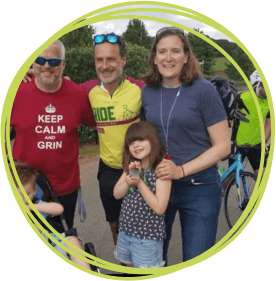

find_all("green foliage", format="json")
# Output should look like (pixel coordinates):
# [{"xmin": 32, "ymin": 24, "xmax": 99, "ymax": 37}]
[
  {"xmin": 213, "ymin": 39, "xmax": 236, "ymax": 57},
  {"xmin": 225, "ymin": 45, "xmax": 255, "ymax": 81},
  {"xmin": 124, "ymin": 42, "xmax": 150, "ymax": 79},
  {"xmin": 123, "ymin": 19, "xmax": 154, "ymax": 49},
  {"xmin": 202, "ymin": 74, "xmax": 213, "ymax": 80},
  {"xmin": 63, "ymin": 45, "xmax": 97, "ymax": 84},
  {"xmin": 188, "ymin": 29, "xmax": 217, "ymax": 75},
  {"xmin": 79, "ymin": 126, "xmax": 98, "ymax": 143},
  {"xmin": 59, "ymin": 25, "xmax": 97, "ymax": 83},
  {"xmin": 212, "ymin": 57, "xmax": 229, "ymax": 73},
  {"xmin": 59, "ymin": 25, "xmax": 95, "ymax": 48}
]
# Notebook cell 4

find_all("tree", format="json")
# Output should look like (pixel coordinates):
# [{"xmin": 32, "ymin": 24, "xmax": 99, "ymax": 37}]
[
  {"xmin": 123, "ymin": 19, "xmax": 153, "ymax": 49},
  {"xmin": 225, "ymin": 45, "xmax": 255, "ymax": 81},
  {"xmin": 59, "ymin": 25, "xmax": 96, "ymax": 83},
  {"xmin": 124, "ymin": 42, "xmax": 150, "ymax": 79},
  {"xmin": 213, "ymin": 39, "xmax": 236, "ymax": 57},
  {"xmin": 188, "ymin": 29, "xmax": 217, "ymax": 75},
  {"xmin": 59, "ymin": 25, "xmax": 95, "ymax": 48},
  {"xmin": 63, "ymin": 46, "xmax": 97, "ymax": 84}
]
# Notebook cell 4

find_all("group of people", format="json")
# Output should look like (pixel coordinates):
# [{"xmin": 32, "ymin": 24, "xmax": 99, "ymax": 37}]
[{"xmin": 9, "ymin": 26, "xmax": 269, "ymax": 270}]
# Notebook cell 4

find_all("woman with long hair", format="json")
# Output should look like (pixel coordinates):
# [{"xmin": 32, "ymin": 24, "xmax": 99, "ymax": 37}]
[{"xmin": 142, "ymin": 26, "xmax": 231, "ymax": 265}]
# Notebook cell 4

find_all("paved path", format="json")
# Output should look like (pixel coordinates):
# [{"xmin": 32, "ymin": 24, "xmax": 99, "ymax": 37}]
[{"xmin": 74, "ymin": 157, "xmax": 253, "ymax": 275}]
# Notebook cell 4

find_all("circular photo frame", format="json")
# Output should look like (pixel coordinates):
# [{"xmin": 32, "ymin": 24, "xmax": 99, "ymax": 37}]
[{"xmin": 1, "ymin": 1, "xmax": 274, "ymax": 280}]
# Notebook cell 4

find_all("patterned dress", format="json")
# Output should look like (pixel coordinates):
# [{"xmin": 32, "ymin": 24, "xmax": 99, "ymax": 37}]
[{"xmin": 118, "ymin": 168, "xmax": 166, "ymax": 240}]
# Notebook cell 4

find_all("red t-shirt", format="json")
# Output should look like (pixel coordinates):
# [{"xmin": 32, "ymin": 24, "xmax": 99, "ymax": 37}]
[{"xmin": 11, "ymin": 78, "xmax": 96, "ymax": 196}]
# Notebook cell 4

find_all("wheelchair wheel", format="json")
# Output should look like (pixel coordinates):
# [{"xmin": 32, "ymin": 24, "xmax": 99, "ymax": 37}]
[
  {"xmin": 224, "ymin": 171, "xmax": 256, "ymax": 229},
  {"xmin": 84, "ymin": 242, "xmax": 100, "ymax": 273}
]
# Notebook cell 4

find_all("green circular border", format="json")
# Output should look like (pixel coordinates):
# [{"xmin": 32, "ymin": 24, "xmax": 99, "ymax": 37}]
[{"xmin": 1, "ymin": 1, "xmax": 274, "ymax": 278}]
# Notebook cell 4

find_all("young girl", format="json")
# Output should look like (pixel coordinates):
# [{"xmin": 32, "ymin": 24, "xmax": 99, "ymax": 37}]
[{"xmin": 114, "ymin": 122, "xmax": 172, "ymax": 268}]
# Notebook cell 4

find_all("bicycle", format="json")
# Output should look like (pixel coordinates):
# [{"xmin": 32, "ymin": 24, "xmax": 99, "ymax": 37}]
[
  {"xmin": 220, "ymin": 145, "xmax": 257, "ymax": 229},
  {"xmin": 219, "ymin": 93, "xmax": 258, "ymax": 229}
]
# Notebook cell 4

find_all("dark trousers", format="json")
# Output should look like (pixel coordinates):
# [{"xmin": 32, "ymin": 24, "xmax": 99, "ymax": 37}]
[
  {"xmin": 97, "ymin": 159, "xmax": 123, "ymax": 222},
  {"xmin": 47, "ymin": 189, "xmax": 78, "ymax": 233},
  {"xmin": 163, "ymin": 167, "xmax": 222, "ymax": 264}
]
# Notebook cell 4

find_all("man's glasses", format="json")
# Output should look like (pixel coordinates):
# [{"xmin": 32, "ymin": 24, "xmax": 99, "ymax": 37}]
[
  {"xmin": 94, "ymin": 34, "xmax": 121, "ymax": 45},
  {"xmin": 35, "ymin": 57, "xmax": 63, "ymax": 67}
]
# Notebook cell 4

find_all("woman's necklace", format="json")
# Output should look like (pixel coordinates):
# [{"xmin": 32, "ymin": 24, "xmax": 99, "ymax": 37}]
[{"xmin": 160, "ymin": 84, "xmax": 182, "ymax": 159}]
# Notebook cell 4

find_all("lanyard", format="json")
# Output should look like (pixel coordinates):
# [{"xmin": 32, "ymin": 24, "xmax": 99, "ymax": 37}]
[{"xmin": 160, "ymin": 85, "xmax": 182, "ymax": 154}]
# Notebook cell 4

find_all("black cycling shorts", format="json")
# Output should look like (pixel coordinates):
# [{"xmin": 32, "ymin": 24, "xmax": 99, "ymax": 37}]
[{"xmin": 97, "ymin": 159, "xmax": 123, "ymax": 222}]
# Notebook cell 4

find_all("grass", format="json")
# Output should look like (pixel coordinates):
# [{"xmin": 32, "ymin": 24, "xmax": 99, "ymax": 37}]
[
  {"xmin": 212, "ymin": 57, "xmax": 229, "ymax": 73},
  {"xmin": 79, "ymin": 145, "xmax": 100, "ymax": 159}
]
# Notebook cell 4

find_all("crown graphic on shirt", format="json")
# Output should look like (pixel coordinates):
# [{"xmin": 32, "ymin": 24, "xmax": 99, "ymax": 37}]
[{"xmin": 45, "ymin": 104, "xmax": 56, "ymax": 113}]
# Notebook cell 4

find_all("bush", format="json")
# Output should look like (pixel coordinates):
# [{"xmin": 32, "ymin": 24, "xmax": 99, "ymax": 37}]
[
  {"xmin": 124, "ymin": 42, "xmax": 150, "ymax": 79},
  {"xmin": 225, "ymin": 46, "xmax": 255, "ymax": 81},
  {"xmin": 78, "ymin": 125, "xmax": 98, "ymax": 143},
  {"xmin": 63, "ymin": 46, "xmax": 97, "ymax": 84}
]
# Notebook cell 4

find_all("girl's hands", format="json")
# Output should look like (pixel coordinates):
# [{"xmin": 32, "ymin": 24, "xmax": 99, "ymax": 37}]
[
  {"xmin": 126, "ymin": 174, "xmax": 142, "ymax": 187},
  {"xmin": 156, "ymin": 159, "xmax": 183, "ymax": 180},
  {"xmin": 128, "ymin": 161, "xmax": 142, "ymax": 172},
  {"xmin": 126, "ymin": 161, "xmax": 142, "ymax": 187}
]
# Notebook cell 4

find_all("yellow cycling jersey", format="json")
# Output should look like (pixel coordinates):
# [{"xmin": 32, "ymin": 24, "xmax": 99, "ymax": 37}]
[
  {"xmin": 237, "ymin": 91, "xmax": 270, "ymax": 146},
  {"xmin": 89, "ymin": 79, "xmax": 142, "ymax": 169}
]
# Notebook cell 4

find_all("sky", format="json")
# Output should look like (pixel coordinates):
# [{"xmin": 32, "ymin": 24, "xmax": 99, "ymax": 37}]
[{"xmin": 91, "ymin": 7, "xmax": 232, "ymax": 41}]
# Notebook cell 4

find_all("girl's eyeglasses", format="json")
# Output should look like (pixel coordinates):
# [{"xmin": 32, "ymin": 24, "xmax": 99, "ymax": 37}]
[{"xmin": 35, "ymin": 57, "xmax": 62, "ymax": 67}]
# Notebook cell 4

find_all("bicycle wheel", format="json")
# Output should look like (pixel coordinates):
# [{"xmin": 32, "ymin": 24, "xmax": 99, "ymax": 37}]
[
  {"xmin": 84, "ymin": 242, "xmax": 100, "ymax": 273},
  {"xmin": 224, "ymin": 171, "xmax": 257, "ymax": 228}
]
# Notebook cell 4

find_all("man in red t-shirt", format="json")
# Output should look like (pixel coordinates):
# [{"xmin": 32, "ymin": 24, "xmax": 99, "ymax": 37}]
[
  {"xmin": 20, "ymin": 42, "xmax": 144, "ymax": 239},
  {"xmin": 11, "ymin": 40, "xmax": 96, "ymax": 232}
]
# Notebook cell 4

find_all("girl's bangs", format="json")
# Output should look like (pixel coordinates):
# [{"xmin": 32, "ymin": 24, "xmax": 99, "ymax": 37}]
[{"xmin": 125, "ymin": 124, "xmax": 149, "ymax": 146}]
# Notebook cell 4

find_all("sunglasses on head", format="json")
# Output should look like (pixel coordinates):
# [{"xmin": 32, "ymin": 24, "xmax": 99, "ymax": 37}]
[
  {"xmin": 155, "ymin": 27, "xmax": 190, "ymax": 52},
  {"xmin": 94, "ymin": 34, "xmax": 121, "ymax": 45},
  {"xmin": 35, "ymin": 57, "xmax": 63, "ymax": 67},
  {"xmin": 156, "ymin": 26, "xmax": 185, "ymax": 37}
]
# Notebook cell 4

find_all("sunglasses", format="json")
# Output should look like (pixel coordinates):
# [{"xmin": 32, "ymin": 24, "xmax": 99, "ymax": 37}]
[
  {"xmin": 156, "ymin": 26, "xmax": 185, "ymax": 37},
  {"xmin": 155, "ymin": 27, "xmax": 190, "ymax": 52},
  {"xmin": 94, "ymin": 34, "xmax": 121, "ymax": 45},
  {"xmin": 35, "ymin": 57, "xmax": 63, "ymax": 67}
]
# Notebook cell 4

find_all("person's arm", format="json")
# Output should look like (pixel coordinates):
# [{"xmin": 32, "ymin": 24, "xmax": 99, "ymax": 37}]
[
  {"xmin": 80, "ymin": 90, "xmax": 97, "ymax": 128},
  {"xmin": 265, "ymin": 117, "xmax": 271, "ymax": 152},
  {"xmin": 113, "ymin": 171, "xmax": 130, "ymax": 200},
  {"xmin": 67, "ymin": 236, "xmax": 91, "ymax": 270},
  {"xmin": 114, "ymin": 161, "xmax": 142, "ymax": 199},
  {"xmin": 22, "ymin": 68, "xmax": 34, "ymax": 83},
  {"xmin": 156, "ymin": 120, "xmax": 231, "ymax": 180},
  {"xmin": 136, "ymin": 177, "xmax": 171, "ymax": 216},
  {"xmin": 114, "ymin": 164, "xmax": 171, "ymax": 215},
  {"xmin": 28, "ymin": 202, "xmax": 64, "ymax": 216}
]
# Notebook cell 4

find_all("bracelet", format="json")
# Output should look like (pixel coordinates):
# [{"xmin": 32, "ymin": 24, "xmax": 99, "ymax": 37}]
[{"xmin": 180, "ymin": 165, "xmax": 185, "ymax": 178}]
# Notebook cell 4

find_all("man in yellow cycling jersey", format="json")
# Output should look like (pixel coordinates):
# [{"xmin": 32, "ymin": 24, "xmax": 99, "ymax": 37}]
[{"xmin": 88, "ymin": 33, "xmax": 142, "ymax": 245}]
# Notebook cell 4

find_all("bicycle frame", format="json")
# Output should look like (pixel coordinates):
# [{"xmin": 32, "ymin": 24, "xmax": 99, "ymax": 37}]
[{"xmin": 221, "ymin": 153, "xmax": 250, "ymax": 208}]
